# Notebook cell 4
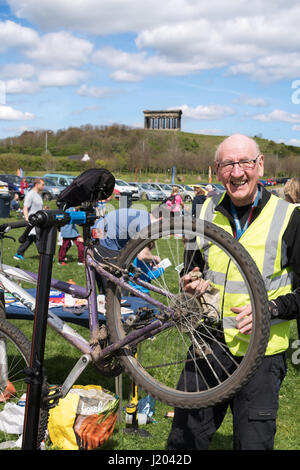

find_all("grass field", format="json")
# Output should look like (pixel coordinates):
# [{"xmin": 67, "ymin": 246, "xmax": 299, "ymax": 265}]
[{"xmin": 1, "ymin": 198, "xmax": 300, "ymax": 451}]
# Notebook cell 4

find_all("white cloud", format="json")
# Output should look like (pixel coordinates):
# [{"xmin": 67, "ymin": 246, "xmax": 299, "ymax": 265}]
[
  {"xmin": 180, "ymin": 104, "xmax": 235, "ymax": 120},
  {"xmin": 0, "ymin": 19, "xmax": 38, "ymax": 52},
  {"xmin": 228, "ymin": 53, "xmax": 300, "ymax": 82},
  {"xmin": 0, "ymin": 63, "xmax": 35, "ymax": 79},
  {"xmin": 286, "ymin": 138, "xmax": 300, "ymax": 147},
  {"xmin": 5, "ymin": 79, "xmax": 39, "ymax": 94},
  {"xmin": 111, "ymin": 70, "xmax": 142, "ymax": 83},
  {"xmin": 38, "ymin": 69, "xmax": 87, "ymax": 87},
  {"xmin": 7, "ymin": 0, "xmax": 295, "ymax": 36},
  {"xmin": 253, "ymin": 109, "xmax": 300, "ymax": 123},
  {"xmin": 0, "ymin": 105, "xmax": 34, "ymax": 121},
  {"xmin": 92, "ymin": 46, "xmax": 211, "ymax": 82},
  {"xmin": 6, "ymin": 0, "xmax": 224, "ymax": 34},
  {"xmin": 25, "ymin": 32, "xmax": 93, "ymax": 68},
  {"xmin": 4, "ymin": 1, "xmax": 300, "ymax": 83},
  {"xmin": 77, "ymin": 84, "xmax": 111, "ymax": 98}
]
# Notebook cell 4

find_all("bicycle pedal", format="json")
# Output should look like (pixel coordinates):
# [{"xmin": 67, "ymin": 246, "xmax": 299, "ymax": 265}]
[{"xmin": 42, "ymin": 385, "xmax": 63, "ymax": 409}]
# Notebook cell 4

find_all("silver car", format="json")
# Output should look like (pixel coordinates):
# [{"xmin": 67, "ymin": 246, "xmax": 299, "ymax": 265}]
[
  {"xmin": 151, "ymin": 183, "xmax": 172, "ymax": 198},
  {"xmin": 193, "ymin": 183, "xmax": 225, "ymax": 194},
  {"xmin": 134, "ymin": 183, "xmax": 166, "ymax": 201},
  {"xmin": 114, "ymin": 179, "xmax": 140, "ymax": 200},
  {"xmin": 128, "ymin": 182, "xmax": 143, "ymax": 200},
  {"xmin": 26, "ymin": 176, "xmax": 65, "ymax": 201},
  {"xmin": 173, "ymin": 184, "xmax": 194, "ymax": 202}
]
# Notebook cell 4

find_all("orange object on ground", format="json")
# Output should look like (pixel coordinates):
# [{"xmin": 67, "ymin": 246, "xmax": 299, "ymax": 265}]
[{"xmin": 0, "ymin": 380, "xmax": 16, "ymax": 402}]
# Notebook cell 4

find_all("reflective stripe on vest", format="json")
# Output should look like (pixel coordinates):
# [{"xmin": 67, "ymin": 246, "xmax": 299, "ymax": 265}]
[{"xmin": 199, "ymin": 193, "xmax": 295, "ymax": 356}]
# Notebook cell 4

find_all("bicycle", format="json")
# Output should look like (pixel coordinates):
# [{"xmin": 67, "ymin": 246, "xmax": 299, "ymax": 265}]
[{"xmin": 0, "ymin": 179, "xmax": 270, "ymax": 449}]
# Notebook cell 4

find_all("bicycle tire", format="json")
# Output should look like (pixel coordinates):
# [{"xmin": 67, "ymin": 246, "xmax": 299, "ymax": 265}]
[
  {"xmin": 0, "ymin": 319, "xmax": 48, "ymax": 449},
  {"xmin": 106, "ymin": 217, "xmax": 270, "ymax": 409},
  {"xmin": 0, "ymin": 290, "xmax": 5, "ymax": 321}
]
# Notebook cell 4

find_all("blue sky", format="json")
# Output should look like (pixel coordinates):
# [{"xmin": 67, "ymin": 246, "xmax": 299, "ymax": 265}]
[{"xmin": 1, "ymin": 0, "xmax": 300, "ymax": 146}]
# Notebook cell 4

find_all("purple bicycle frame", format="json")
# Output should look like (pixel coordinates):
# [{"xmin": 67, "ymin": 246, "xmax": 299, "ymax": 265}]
[{"xmin": 18, "ymin": 251, "xmax": 175, "ymax": 362}]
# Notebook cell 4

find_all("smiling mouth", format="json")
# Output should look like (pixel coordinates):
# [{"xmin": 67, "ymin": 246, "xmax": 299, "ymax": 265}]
[{"xmin": 231, "ymin": 180, "xmax": 247, "ymax": 187}]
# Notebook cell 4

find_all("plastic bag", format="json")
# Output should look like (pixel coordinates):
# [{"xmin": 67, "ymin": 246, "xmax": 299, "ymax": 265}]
[
  {"xmin": 48, "ymin": 385, "xmax": 119, "ymax": 450},
  {"xmin": 0, "ymin": 402, "xmax": 25, "ymax": 435},
  {"xmin": 137, "ymin": 395, "xmax": 156, "ymax": 424}
]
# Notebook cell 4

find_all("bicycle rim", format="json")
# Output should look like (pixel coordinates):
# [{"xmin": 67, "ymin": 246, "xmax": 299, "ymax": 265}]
[
  {"xmin": 0, "ymin": 319, "xmax": 30, "ymax": 448},
  {"xmin": 106, "ymin": 217, "xmax": 270, "ymax": 409},
  {"xmin": 0, "ymin": 320, "xmax": 48, "ymax": 449}
]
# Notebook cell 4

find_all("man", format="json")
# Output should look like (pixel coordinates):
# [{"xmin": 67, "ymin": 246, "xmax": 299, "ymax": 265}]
[
  {"xmin": 13, "ymin": 178, "xmax": 45, "ymax": 260},
  {"xmin": 167, "ymin": 133, "xmax": 300, "ymax": 450},
  {"xmin": 92, "ymin": 206, "xmax": 164, "ymax": 293}
]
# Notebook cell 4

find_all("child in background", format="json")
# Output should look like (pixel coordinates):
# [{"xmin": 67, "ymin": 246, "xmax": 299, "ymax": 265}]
[
  {"xmin": 11, "ymin": 193, "xmax": 22, "ymax": 217},
  {"xmin": 165, "ymin": 186, "xmax": 183, "ymax": 214},
  {"xmin": 58, "ymin": 207, "xmax": 84, "ymax": 265}
]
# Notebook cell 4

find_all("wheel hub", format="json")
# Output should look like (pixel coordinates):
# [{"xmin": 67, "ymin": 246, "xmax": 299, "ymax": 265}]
[{"xmin": 169, "ymin": 292, "xmax": 203, "ymax": 329}]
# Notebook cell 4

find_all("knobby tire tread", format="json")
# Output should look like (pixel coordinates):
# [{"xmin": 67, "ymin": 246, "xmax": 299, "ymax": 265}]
[{"xmin": 106, "ymin": 218, "xmax": 270, "ymax": 408}]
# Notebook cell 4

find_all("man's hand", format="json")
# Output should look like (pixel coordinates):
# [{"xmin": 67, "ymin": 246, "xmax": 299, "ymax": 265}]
[
  {"xmin": 231, "ymin": 304, "xmax": 253, "ymax": 335},
  {"xmin": 181, "ymin": 267, "xmax": 211, "ymax": 296},
  {"xmin": 137, "ymin": 246, "xmax": 160, "ymax": 264}
]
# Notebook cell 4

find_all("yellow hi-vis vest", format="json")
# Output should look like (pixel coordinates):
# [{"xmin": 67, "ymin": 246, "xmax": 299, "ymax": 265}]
[{"xmin": 199, "ymin": 192, "xmax": 295, "ymax": 356}]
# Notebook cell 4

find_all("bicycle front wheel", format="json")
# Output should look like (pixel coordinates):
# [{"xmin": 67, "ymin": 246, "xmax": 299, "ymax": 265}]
[
  {"xmin": 0, "ymin": 319, "xmax": 30, "ymax": 447},
  {"xmin": 0, "ymin": 320, "xmax": 48, "ymax": 449},
  {"xmin": 106, "ymin": 217, "xmax": 270, "ymax": 409}
]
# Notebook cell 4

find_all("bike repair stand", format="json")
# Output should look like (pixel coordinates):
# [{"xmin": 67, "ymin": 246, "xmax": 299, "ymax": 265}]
[{"xmin": 22, "ymin": 212, "xmax": 59, "ymax": 450}]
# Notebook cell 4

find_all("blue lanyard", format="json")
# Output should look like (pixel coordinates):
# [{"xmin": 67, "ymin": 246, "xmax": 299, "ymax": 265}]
[{"xmin": 230, "ymin": 186, "xmax": 261, "ymax": 240}]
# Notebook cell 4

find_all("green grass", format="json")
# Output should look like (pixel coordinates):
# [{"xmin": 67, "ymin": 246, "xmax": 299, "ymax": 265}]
[{"xmin": 1, "ymin": 203, "xmax": 300, "ymax": 450}]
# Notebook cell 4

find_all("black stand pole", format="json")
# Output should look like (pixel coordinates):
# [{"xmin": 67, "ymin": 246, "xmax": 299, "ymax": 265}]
[{"xmin": 22, "ymin": 224, "xmax": 57, "ymax": 450}]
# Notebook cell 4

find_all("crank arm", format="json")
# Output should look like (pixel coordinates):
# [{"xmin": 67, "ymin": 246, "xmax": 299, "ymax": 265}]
[{"xmin": 60, "ymin": 354, "xmax": 92, "ymax": 398}]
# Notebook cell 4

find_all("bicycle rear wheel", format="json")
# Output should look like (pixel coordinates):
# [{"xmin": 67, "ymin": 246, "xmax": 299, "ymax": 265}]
[{"xmin": 106, "ymin": 217, "xmax": 270, "ymax": 409}]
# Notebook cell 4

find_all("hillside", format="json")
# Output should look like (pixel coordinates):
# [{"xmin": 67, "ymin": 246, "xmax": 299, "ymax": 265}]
[{"xmin": 0, "ymin": 125, "xmax": 300, "ymax": 177}]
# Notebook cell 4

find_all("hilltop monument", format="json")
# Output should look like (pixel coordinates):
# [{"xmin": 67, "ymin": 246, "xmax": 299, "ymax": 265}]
[{"xmin": 143, "ymin": 109, "xmax": 182, "ymax": 131}]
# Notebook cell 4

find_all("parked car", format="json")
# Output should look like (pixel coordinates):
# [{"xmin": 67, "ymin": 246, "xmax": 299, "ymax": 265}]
[
  {"xmin": 134, "ymin": 183, "xmax": 166, "ymax": 201},
  {"xmin": 0, "ymin": 174, "xmax": 23, "ymax": 198},
  {"xmin": 193, "ymin": 183, "xmax": 225, "ymax": 194},
  {"xmin": 259, "ymin": 179, "xmax": 276, "ymax": 187},
  {"xmin": 0, "ymin": 179, "xmax": 9, "ymax": 195},
  {"xmin": 211, "ymin": 183, "xmax": 225, "ymax": 193},
  {"xmin": 26, "ymin": 176, "xmax": 65, "ymax": 201},
  {"xmin": 43, "ymin": 173, "xmax": 76, "ymax": 187},
  {"xmin": 128, "ymin": 182, "xmax": 142, "ymax": 199},
  {"xmin": 275, "ymin": 177, "xmax": 289, "ymax": 185},
  {"xmin": 150, "ymin": 183, "xmax": 172, "ymax": 198},
  {"xmin": 114, "ymin": 179, "xmax": 139, "ymax": 200},
  {"xmin": 173, "ymin": 184, "xmax": 194, "ymax": 202}
]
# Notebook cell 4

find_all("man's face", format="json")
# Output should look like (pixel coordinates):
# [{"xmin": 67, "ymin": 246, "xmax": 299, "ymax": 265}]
[
  {"xmin": 37, "ymin": 180, "xmax": 45, "ymax": 192},
  {"xmin": 214, "ymin": 136, "xmax": 264, "ymax": 207}
]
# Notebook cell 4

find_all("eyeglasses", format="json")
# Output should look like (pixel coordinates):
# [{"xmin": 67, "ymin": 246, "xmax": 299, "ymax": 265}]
[{"xmin": 217, "ymin": 155, "xmax": 261, "ymax": 172}]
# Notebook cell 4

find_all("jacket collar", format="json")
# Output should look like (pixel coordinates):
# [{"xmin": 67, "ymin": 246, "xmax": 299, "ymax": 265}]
[{"xmin": 214, "ymin": 184, "xmax": 271, "ymax": 226}]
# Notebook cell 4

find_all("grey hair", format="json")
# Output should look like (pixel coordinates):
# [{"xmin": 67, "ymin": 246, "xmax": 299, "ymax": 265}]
[{"xmin": 214, "ymin": 134, "xmax": 261, "ymax": 161}]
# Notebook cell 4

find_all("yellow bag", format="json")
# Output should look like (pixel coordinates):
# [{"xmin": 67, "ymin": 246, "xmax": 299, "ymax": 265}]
[
  {"xmin": 48, "ymin": 385, "xmax": 119, "ymax": 450},
  {"xmin": 48, "ymin": 392, "xmax": 80, "ymax": 450}
]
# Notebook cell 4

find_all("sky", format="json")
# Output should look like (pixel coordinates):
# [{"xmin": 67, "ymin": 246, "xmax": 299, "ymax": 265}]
[{"xmin": 1, "ymin": 0, "xmax": 300, "ymax": 146}]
